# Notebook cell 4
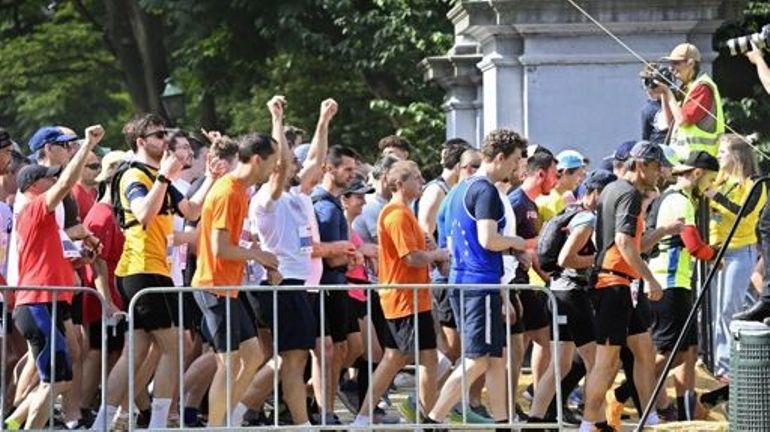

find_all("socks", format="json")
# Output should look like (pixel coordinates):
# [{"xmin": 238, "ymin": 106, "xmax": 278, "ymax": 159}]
[
  {"xmin": 645, "ymin": 411, "xmax": 660, "ymax": 426},
  {"xmin": 352, "ymin": 414, "xmax": 370, "ymax": 426},
  {"xmin": 230, "ymin": 402, "xmax": 248, "ymax": 426},
  {"xmin": 92, "ymin": 404, "xmax": 118, "ymax": 430},
  {"xmin": 149, "ymin": 398, "xmax": 172, "ymax": 429},
  {"xmin": 437, "ymin": 351, "xmax": 453, "ymax": 381}
]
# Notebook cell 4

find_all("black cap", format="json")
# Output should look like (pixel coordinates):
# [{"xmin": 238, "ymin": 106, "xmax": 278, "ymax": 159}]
[
  {"xmin": 673, "ymin": 150, "xmax": 720, "ymax": 173},
  {"xmin": 17, "ymin": 164, "xmax": 62, "ymax": 192},
  {"xmin": 0, "ymin": 128, "xmax": 12, "ymax": 150},
  {"xmin": 344, "ymin": 177, "xmax": 374, "ymax": 195},
  {"xmin": 583, "ymin": 170, "xmax": 618, "ymax": 191},
  {"xmin": 629, "ymin": 141, "xmax": 673, "ymax": 167}
]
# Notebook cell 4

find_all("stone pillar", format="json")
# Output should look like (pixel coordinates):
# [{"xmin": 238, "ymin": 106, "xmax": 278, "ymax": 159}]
[{"xmin": 423, "ymin": 0, "xmax": 742, "ymax": 161}]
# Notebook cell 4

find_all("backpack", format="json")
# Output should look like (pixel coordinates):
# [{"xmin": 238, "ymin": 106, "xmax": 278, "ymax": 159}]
[
  {"xmin": 644, "ymin": 188, "xmax": 686, "ymax": 259},
  {"xmin": 110, "ymin": 160, "xmax": 169, "ymax": 230},
  {"xmin": 536, "ymin": 205, "xmax": 585, "ymax": 273}
]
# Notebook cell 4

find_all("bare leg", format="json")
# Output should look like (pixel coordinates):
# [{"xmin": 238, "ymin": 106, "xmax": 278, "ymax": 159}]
[
  {"xmin": 582, "ymin": 344, "xmax": 621, "ymax": 423},
  {"xmin": 281, "ymin": 350, "xmax": 311, "ymax": 424}
]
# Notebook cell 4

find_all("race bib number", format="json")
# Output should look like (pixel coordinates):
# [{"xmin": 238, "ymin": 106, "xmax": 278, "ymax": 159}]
[
  {"xmin": 166, "ymin": 234, "xmax": 174, "ymax": 265},
  {"xmin": 298, "ymin": 225, "xmax": 312, "ymax": 254}
]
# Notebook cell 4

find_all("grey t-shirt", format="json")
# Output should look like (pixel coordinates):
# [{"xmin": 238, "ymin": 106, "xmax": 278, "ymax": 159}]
[
  {"xmin": 352, "ymin": 194, "xmax": 387, "ymax": 244},
  {"xmin": 550, "ymin": 210, "xmax": 596, "ymax": 291}
]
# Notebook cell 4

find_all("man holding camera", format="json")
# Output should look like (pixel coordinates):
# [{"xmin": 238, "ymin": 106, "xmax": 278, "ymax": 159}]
[{"xmin": 658, "ymin": 43, "xmax": 725, "ymax": 159}]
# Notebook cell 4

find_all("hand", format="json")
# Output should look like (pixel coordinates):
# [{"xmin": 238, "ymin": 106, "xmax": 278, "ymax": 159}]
[
  {"xmin": 320, "ymin": 99, "xmax": 338, "ymax": 123},
  {"xmin": 646, "ymin": 278, "xmax": 664, "ymax": 302},
  {"xmin": 205, "ymin": 153, "xmax": 228, "ymax": 179},
  {"xmin": 254, "ymin": 250, "xmax": 279, "ymax": 270},
  {"xmin": 84, "ymin": 125, "xmax": 105, "ymax": 147},
  {"xmin": 358, "ymin": 243, "xmax": 378, "ymax": 259},
  {"xmin": 704, "ymin": 188, "xmax": 716, "ymax": 199},
  {"xmin": 509, "ymin": 236, "xmax": 527, "ymax": 252},
  {"xmin": 664, "ymin": 220, "xmax": 684, "ymax": 236},
  {"xmin": 333, "ymin": 240, "xmax": 357, "ymax": 256},
  {"xmin": 84, "ymin": 234, "xmax": 103, "ymax": 257},
  {"xmin": 424, "ymin": 234, "xmax": 437, "ymax": 251},
  {"xmin": 747, "ymin": 42, "xmax": 767, "ymax": 66},
  {"xmin": 349, "ymin": 250, "xmax": 365, "ymax": 267},
  {"xmin": 267, "ymin": 95, "xmax": 286, "ymax": 120},
  {"xmin": 432, "ymin": 248, "xmax": 450, "ymax": 263},
  {"xmin": 515, "ymin": 250, "xmax": 533, "ymax": 271},
  {"xmin": 266, "ymin": 268, "xmax": 284, "ymax": 286},
  {"xmin": 159, "ymin": 150, "xmax": 184, "ymax": 180},
  {"xmin": 200, "ymin": 128, "xmax": 222, "ymax": 143}
]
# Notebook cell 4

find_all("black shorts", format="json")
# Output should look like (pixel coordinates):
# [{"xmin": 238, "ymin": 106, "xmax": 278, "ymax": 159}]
[
  {"xmin": 88, "ymin": 320, "xmax": 127, "ymax": 352},
  {"xmin": 195, "ymin": 292, "xmax": 257, "ymax": 353},
  {"xmin": 182, "ymin": 293, "xmax": 203, "ymax": 333},
  {"xmin": 350, "ymin": 295, "xmax": 367, "ymax": 320},
  {"xmin": 649, "ymin": 288, "xmax": 697, "ymax": 352},
  {"xmin": 382, "ymin": 311, "xmax": 437, "ymax": 354},
  {"xmin": 308, "ymin": 290, "xmax": 353, "ymax": 343},
  {"xmin": 551, "ymin": 290, "xmax": 595, "ymax": 347},
  {"xmin": 117, "ymin": 274, "xmax": 177, "ymax": 331},
  {"xmin": 506, "ymin": 288, "xmax": 525, "ymax": 335},
  {"xmin": 592, "ymin": 285, "xmax": 648, "ymax": 346},
  {"xmin": 255, "ymin": 280, "xmax": 316, "ymax": 352},
  {"xmin": 431, "ymin": 285, "xmax": 456, "ymax": 329},
  {"xmin": 0, "ymin": 302, "xmax": 13, "ymax": 336},
  {"xmin": 14, "ymin": 303, "xmax": 73, "ymax": 383},
  {"xmin": 519, "ymin": 289, "xmax": 550, "ymax": 331},
  {"xmin": 70, "ymin": 293, "xmax": 84, "ymax": 325}
]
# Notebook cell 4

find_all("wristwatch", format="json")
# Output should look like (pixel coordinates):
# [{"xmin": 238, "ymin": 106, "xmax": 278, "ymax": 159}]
[{"xmin": 157, "ymin": 174, "xmax": 171, "ymax": 184}]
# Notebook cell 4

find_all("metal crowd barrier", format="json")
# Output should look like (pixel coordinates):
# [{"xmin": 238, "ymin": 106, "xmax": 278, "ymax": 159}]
[
  {"xmin": 125, "ymin": 283, "xmax": 563, "ymax": 431},
  {"xmin": 0, "ymin": 286, "xmax": 110, "ymax": 432}
]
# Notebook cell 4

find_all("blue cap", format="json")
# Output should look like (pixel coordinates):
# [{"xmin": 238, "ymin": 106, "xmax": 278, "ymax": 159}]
[
  {"xmin": 294, "ymin": 143, "xmax": 310, "ymax": 165},
  {"xmin": 630, "ymin": 140, "xmax": 673, "ymax": 167},
  {"xmin": 28, "ymin": 126, "xmax": 77, "ymax": 153},
  {"xmin": 612, "ymin": 140, "xmax": 637, "ymax": 162},
  {"xmin": 598, "ymin": 158, "xmax": 614, "ymax": 172},
  {"xmin": 556, "ymin": 150, "xmax": 587, "ymax": 170}
]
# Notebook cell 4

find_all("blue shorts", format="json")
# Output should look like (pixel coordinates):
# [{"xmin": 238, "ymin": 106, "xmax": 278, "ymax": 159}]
[
  {"xmin": 450, "ymin": 291, "xmax": 504, "ymax": 358},
  {"xmin": 14, "ymin": 303, "xmax": 73, "ymax": 383}
]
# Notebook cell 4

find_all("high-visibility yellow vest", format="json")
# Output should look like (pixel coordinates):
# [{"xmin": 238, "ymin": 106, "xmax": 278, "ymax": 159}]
[{"xmin": 672, "ymin": 74, "xmax": 724, "ymax": 159}]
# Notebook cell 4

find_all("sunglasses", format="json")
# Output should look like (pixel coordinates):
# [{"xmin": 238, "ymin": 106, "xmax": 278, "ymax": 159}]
[
  {"xmin": 85, "ymin": 163, "xmax": 101, "ymax": 170},
  {"xmin": 50, "ymin": 140, "xmax": 78, "ymax": 150},
  {"xmin": 142, "ymin": 130, "xmax": 168, "ymax": 140}
]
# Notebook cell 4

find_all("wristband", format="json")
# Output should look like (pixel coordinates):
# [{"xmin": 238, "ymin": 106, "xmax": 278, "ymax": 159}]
[{"xmin": 157, "ymin": 174, "xmax": 171, "ymax": 185}]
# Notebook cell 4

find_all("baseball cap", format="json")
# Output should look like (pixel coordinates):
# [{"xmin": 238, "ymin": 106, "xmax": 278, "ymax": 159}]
[
  {"xmin": 660, "ymin": 144, "xmax": 680, "ymax": 167},
  {"xmin": 583, "ymin": 169, "xmax": 618, "ymax": 191},
  {"xmin": 293, "ymin": 143, "xmax": 310, "ymax": 165},
  {"xmin": 606, "ymin": 140, "xmax": 636, "ymax": 162},
  {"xmin": 662, "ymin": 43, "xmax": 701, "ymax": 62},
  {"xmin": 556, "ymin": 150, "xmax": 587, "ymax": 171},
  {"xmin": 629, "ymin": 140, "xmax": 673, "ymax": 167},
  {"xmin": 95, "ymin": 150, "xmax": 127, "ymax": 183},
  {"xmin": 17, "ymin": 164, "xmax": 62, "ymax": 192},
  {"xmin": 672, "ymin": 150, "xmax": 719, "ymax": 174},
  {"xmin": 343, "ymin": 177, "xmax": 374, "ymax": 195},
  {"xmin": 28, "ymin": 126, "xmax": 78, "ymax": 153}
]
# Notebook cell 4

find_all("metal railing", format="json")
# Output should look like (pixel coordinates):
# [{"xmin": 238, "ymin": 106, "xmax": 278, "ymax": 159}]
[
  {"xmin": 0, "ymin": 286, "xmax": 110, "ymax": 432},
  {"xmin": 123, "ymin": 283, "xmax": 563, "ymax": 431}
]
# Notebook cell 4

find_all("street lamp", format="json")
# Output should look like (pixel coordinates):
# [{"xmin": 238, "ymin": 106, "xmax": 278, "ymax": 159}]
[{"xmin": 161, "ymin": 77, "xmax": 185, "ymax": 125}]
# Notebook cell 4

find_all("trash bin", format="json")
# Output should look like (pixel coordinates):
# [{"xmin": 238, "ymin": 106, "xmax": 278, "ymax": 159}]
[{"xmin": 729, "ymin": 320, "xmax": 770, "ymax": 431}]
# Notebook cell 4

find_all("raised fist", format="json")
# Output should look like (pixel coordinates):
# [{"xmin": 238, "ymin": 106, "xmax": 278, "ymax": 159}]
[
  {"xmin": 85, "ymin": 125, "xmax": 105, "ymax": 146},
  {"xmin": 267, "ymin": 95, "xmax": 287, "ymax": 119},
  {"xmin": 320, "ymin": 99, "xmax": 338, "ymax": 122}
]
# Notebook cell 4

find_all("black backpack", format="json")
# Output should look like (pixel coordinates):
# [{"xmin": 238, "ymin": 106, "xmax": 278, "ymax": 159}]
[
  {"xmin": 110, "ymin": 160, "xmax": 171, "ymax": 230},
  {"xmin": 536, "ymin": 205, "xmax": 585, "ymax": 273}
]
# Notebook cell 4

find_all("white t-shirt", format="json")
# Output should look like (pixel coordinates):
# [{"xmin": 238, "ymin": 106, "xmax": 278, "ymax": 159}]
[
  {"xmin": 500, "ymin": 189, "xmax": 518, "ymax": 284},
  {"xmin": 299, "ymin": 191, "xmax": 323, "ymax": 287},
  {"xmin": 250, "ymin": 185, "xmax": 314, "ymax": 281},
  {"xmin": 170, "ymin": 179, "xmax": 190, "ymax": 286}
]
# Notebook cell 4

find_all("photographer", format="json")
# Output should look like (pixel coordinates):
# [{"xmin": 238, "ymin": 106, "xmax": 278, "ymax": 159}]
[
  {"xmin": 658, "ymin": 43, "xmax": 725, "ymax": 158},
  {"xmin": 747, "ymin": 43, "xmax": 770, "ymax": 95},
  {"xmin": 640, "ymin": 64, "xmax": 671, "ymax": 144}
]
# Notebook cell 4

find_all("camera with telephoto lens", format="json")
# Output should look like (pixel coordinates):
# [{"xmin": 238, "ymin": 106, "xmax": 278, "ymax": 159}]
[
  {"xmin": 726, "ymin": 24, "xmax": 770, "ymax": 56},
  {"xmin": 641, "ymin": 63, "xmax": 676, "ymax": 89}
]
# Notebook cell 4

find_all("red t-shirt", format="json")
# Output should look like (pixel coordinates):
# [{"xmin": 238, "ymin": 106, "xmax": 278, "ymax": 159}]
[
  {"xmin": 16, "ymin": 196, "xmax": 76, "ymax": 305},
  {"xmin": 82, "ymin": 202, "xmax": 126, "ymax": 323},
  {"xmin": 71, "ymin": 183, "xmax": 97, "ymax": 222},
  {"xmin": 681, "ymin": 83, "xmax": 713, "ymax": 126}
]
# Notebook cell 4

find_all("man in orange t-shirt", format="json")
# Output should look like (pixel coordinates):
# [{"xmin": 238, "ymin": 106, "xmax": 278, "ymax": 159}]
[
  {"xmin": 191, "ymin": 96, "xmax": 284, "ymax": 426},
  {"xmin": 353, "ymin": 160, "xmax": 449, "ymax": 426}
]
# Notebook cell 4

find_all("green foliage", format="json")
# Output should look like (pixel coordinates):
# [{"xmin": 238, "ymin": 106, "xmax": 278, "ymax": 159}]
[{"xmin": 0, "ymin": 1, "xmax": 131, "ymax": 151}]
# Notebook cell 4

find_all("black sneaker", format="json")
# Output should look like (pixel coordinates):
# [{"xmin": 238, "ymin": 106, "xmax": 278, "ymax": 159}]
[{"xmin": 733, "ymin": 300, "xmax": 770, "ymax": 322}]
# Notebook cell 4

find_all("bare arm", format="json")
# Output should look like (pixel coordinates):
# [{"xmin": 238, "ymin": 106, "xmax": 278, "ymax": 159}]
[
  {"xmin": 477, "ymin": 219, "xmax": 527, "ymax": 252},
  {"xmin": 267, "ymin": 96, "xmax": 290, "ymax": 201},
  {"xmin": 417, "ymin": 185, "xmax": 444, "ymax": 236},
  {"xmin": 130, "ymin": 150, "xmax": 184, "ymax": 226},
  {"xmin": 403, "ymin": 249, "xmax": 449, "ymax": 268},
  {"xmin": 177, "ymin": 176, "xmax": 214, "ymax": 221},
  {"xmin": 557, "ymin": 225, "xmax": 594, "ymax": 269},
  {"xmin": 211, "ymin": 228, "xmax": 279, "ymax": 269},
  {"xmin": 92, "ymin": 257, "xmax": 114, "ymax": 307},
  {"xmin": 300, "ymin": 99, "xmax": 338, "ymax": 194},
  {"xmin": 748, "ymin": 44, "xmax": 770, "ymax": 95},
  {"xmin": 45, "ymin": 125, "xmax": 104, "ymax": 212},
  {"xmin": 641, "ymin": 220, "xmax": 683, "ymax": 253}
]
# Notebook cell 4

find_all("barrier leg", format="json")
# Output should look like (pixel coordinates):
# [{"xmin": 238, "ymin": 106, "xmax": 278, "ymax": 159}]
[
  {"xmin": 273, "ymin": 289, "xmax": 278, "ymax": 428},
  {"xmin": 100, "ymin": 295, "xmax": 108, "ymax": 432},
  {"xmin": 49, "ymin": 292, "xmax": 57, "ymax": 431},
  {"xmin": 225, "ymin": 294, "xmax": 232, "ymax": 427},
  {"xmin": 413, "ymin": 285, "xmax": 421, "ymax": 427},
  {"xmin": 177, "ymin": 292, "xmax": 184, "ymax": 429},
  {"xmin": 320, "ymin": 290, "xmax": 327, "ymax": 426},
  {"xmin": 1, "ymin": 296, "xmax": 7, "ymax": 427},
  {"xmin": 460, "ymin": 286, "xmax": 466, "ymax": 424},
  {"xmin": 505, "ymin": 288, "xmax": 513, "ymax": 427},
  {"xmin": 366, "ymin": 288, "xmax": 373, "ymax": 423}
]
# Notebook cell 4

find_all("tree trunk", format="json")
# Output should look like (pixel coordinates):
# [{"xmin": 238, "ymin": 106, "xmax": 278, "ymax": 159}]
[
  {"xmin": 126, "ymin": 0, "xmax": 169, "ymax": 116},
  {"xmin": 103, "ymin": 0, "xmax": 151, "ymax": 112}
]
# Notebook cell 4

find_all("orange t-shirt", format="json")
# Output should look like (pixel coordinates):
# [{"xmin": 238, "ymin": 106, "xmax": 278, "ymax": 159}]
[
  {"xmin": 377, "ymin": 202, "xmax": 431, "ymax": 320},
  {"xmin": 192, "ymin": 174, "xmax": 249, "ymax": 296}
]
